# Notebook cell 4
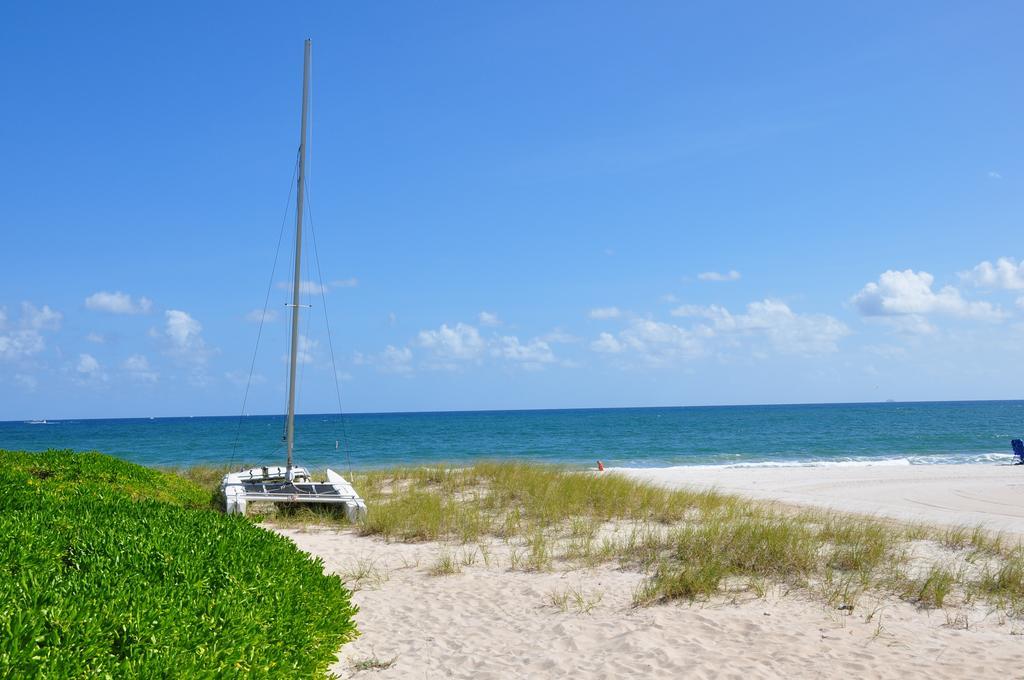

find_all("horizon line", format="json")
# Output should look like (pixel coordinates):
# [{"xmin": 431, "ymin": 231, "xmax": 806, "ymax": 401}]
[{"xmin": 5, "ymin": 397, "xmax": 1023, "ymax": 425}]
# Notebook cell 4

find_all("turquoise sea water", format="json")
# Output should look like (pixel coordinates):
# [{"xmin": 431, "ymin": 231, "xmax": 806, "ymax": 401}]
[{"xmin": 2, "ymin": 401, "xmax": 1023, "ymax": 470}]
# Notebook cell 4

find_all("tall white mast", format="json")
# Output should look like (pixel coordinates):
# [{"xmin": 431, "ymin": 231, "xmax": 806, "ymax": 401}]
[{"xmin": 285, "ymin": 39, "xmax": 311, "ymax": 479}]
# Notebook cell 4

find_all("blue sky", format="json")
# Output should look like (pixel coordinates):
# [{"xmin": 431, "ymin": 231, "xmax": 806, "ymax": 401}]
[{"xmin": 2, "ymin": 1, "xmax": 1022, "ymax": 419}]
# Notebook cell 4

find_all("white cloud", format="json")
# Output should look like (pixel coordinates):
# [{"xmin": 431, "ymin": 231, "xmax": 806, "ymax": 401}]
[
  {"xmin": 864, "ymin": 344, "xmax": 908, "ymax": 359},
  {"xmin": 277, "ymin": 278, "xmax": 358, "ymax": 295},
  {"xmin": 77, "ymin": 353, "xmax": 99, "ymax": 373},
  {"xmin": 737, "ymin": 299, "xmax": 848, "ymax": 355},
  {"xmin": 380, "ymin": 345, "xmax": 413, "ymax": 373},
  {"xmin": 281, "ymin": 335, "xmax": 319, "ymax": 364},
  {"xmin": 673, "ymin": 299, "xmax": 849, "ymax": 355},
  {"xmin": 0, "ymin": 330, "xmax": 44, "ymax": 361},
  {"xmin": 296, "ymin": 335, "xmax": 318, "ymax": 364},
  {"xmin": 541, "ymin": 328, "xmax": 580, "ymax": 344},
  {"xmin": 697, "ymin": 270, "xmax": 741, "ymax": 282},
  {"xmin": 0, "ymin": 303, "xmax": 61, "ymax": 361},
  {"xmin": 478, "ymin": 311, "xmax": 501, "ymax": 327},
  {"xmin": 595, "ymin": 299, "xmax": 847, "ymax": 364},
  {"xmin": 85, "ymin": 291, "xmax": 152, "ymax": 315},
  {"xmin": 165, "ymin": 310, "xmax": 201, "ymax": 350},
  {"xmin": 224, "ymin": 370, "xmax": 265, "ymax": 386},
  {"xmin": 960, "ymin": 257, "xmax": 1024, "ymax": 290},
  {"xmin": 245, "ymin": 308, "xmax": 278, "ymax": 323},
  {"xmin": 387, "ymin": 312, "xmax": 398, "ymax": 326},
  {"xmin": 852, "ymin": 269, "xmax": 1005, "ymax": 321},
  {"xmin": 401, "ymin": 322, "xmax": 564, "ymax": 371},
  {"xmin": 616, "ymin": 319, "xmax": 705, "ymax": 364},
  {"xmin": 1018, "ymin": 296, "xmax": 1024, "ymax": 310},
  {"xmin": 417, "ymin": 323, "xmax": 485, "ymax": 363},
  {"xmin": 591, "ymin": 331, "xmax": 623, "ymax": 353},
  {"xmin": 588, "ymin": 307, "xmax": 621, "ymax": 320},
  {"xmin": 491, "ymin": 336, "xmax": 555, "ymax": 369},
  {"xmin": 85, "ymin": 332, "xmax": 105, "ymax": 344},
  {"xmin": 122, "ymin": 354, "xmax": 158, "ymax": 382},
  {"xmin": 670, "ymin": 304, "xmax": 720, "ymax": 319},
  {"xmin": 876, "ymin": 315, "xmax": 937, "ymax": 335},
  {"xmin": 355, "ymin": 345, "xmax": 413, "ymax": 374},
  {"xmin": 76, "ymin": 353, "xmax": 107, "ymax": 382},
  {"xmin": 22, "ymin": 303, "xmax": 63, "ymax": 330},
  {"xmin": 163, "ymin": 310, "xmax": 211, "ymax": 365},
  {"xmin": 277, "ymin": 280, "xmax": 327, "ymax": 295},
  {"xmin": 988, "ymin": 171, "xmax": 1003, "ymax": 180}
]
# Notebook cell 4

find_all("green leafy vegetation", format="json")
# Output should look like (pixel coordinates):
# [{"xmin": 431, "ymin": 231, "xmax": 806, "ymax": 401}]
[
  {"xmin": 13, "ymin": 449, "xmax": 212, "ymax": 507},
  {"xmin": 0, "ymin": 449, "xmax": 358, "ymax": 678}
]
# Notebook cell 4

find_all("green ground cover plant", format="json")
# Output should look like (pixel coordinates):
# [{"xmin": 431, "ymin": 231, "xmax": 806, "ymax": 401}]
[{"xmin": 0, "ymin": 449, "xmax": 358, "ymax": 678}]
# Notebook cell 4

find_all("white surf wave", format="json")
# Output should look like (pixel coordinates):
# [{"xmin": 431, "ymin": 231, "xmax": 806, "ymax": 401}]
[{"xmin": 623, "ymin": 452, "xmax": 1016, "ymax": 470}]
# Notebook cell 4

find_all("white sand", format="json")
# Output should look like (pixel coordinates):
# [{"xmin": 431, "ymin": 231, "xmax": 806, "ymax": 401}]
[
  {"xmin": 278, "ymin": 524, "xmax": 1024, "ymax": 679},
  {"xmin": 273, "ymin": 461, "xmax": 1024, "ymax": 678},
  {"xmin": 616, "ymin": 463, "xmax": 1024, "ymax": 536}
]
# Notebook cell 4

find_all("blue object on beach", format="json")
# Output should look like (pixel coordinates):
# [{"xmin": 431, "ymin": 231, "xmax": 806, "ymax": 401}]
[{"xmin": 1012, "ymin": 439, "xmax": 1024, "ymax": 465}]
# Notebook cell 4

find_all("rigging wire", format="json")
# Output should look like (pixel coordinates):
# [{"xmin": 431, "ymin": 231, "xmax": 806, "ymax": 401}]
[
  {"xmin": 229, "ymin": 152, "xmax": 300, "ymax": 469},
  {"xmin": 304, "ymin": 178, "xmax": 355, "ymax": 478},
  {"xmin": 280, "ymin": 223, "xmax": 294, "ymax": 444}
]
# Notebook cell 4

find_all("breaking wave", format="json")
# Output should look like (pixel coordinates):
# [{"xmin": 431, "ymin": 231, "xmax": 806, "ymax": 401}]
[{"xmin": 677, "ymin": 452, "xmax": 1016, "ymax": 469}]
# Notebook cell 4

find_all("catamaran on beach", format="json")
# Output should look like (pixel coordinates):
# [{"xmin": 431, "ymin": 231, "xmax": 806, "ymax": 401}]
[{"xmin": 219, "ymin": 40, "xmax": 365, "ymax": 520}]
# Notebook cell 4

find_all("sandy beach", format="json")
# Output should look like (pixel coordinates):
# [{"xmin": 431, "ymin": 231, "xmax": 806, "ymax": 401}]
[
  {"xmin": 618, "ymin": 463, "xmax": 1024, "ymax": 537},
  {"xmin": 276, "ymin": 463, "xmax": 1024, "ymax": 679},
  {"xmin": 278, "ymin": 527, "xmax": 1023, "ymax": 679}
]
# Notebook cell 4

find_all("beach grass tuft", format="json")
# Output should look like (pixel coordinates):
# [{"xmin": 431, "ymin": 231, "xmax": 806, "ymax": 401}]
[
  {"xmin": 428, "ymin": 551, "xmax": 462, "ymax": 577},
  {"xmin": 351, "ymin": 654, "xmax": 398, "ymax": 671},
  {"xmin": 905, "ymin": 566, "xmax": 957, "ymax": 608}
]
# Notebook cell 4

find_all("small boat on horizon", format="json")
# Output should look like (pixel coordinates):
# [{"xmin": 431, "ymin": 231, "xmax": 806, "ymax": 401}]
[{"xmin": 221, "ymin": 40, "xmax": 365, "ymax": 520}]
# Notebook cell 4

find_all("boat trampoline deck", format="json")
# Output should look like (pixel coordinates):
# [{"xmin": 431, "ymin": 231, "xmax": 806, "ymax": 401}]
[{"xmin": 237, "ymin": 481, "xmax": 360, "ymax": 503}]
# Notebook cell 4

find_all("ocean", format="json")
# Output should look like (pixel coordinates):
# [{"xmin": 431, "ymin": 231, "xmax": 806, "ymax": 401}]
[{"xmin": 2, "ymin": 400, "xmax": 1022, "ymax": 471}]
